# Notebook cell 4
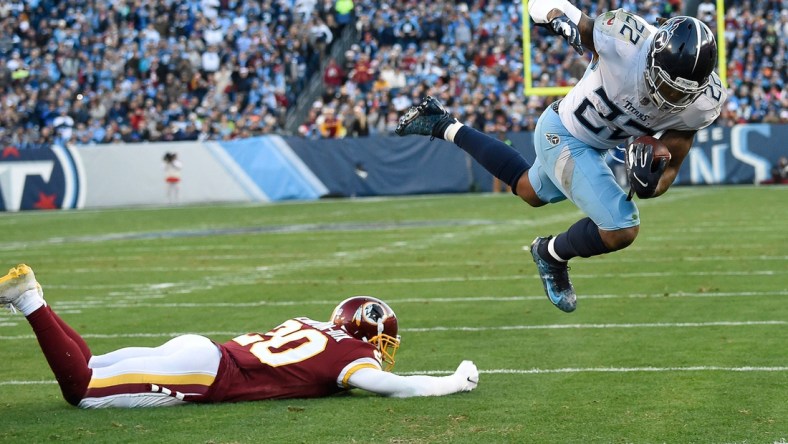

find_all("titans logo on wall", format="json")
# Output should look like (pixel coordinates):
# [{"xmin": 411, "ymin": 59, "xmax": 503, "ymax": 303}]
[{"xmin": 0, "ymin": 145, "xmax": 85, "ymax": 212}]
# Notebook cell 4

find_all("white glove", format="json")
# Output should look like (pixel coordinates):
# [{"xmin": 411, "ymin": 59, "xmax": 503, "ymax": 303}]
[{"xmin": 453, "ymin": 360, "xmax": 479, "ymax": 392}]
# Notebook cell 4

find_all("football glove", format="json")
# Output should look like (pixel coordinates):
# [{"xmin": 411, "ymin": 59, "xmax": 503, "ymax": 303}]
[
  {"xmin": 453, "ymin": 360, "xmax": 479, "ymax": 392},
  {"xmin": 549, "ymin": 15, "xmax": 583, "ymax": 55},
  {"xmin": 625, "ymin": 141, "xmax": 668, "ymax": 200}
]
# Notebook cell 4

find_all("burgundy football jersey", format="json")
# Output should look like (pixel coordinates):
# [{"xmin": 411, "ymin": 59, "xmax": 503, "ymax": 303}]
[{"xmin": 203, "ymin": 317, "xmax": 382, "ymax": 402}]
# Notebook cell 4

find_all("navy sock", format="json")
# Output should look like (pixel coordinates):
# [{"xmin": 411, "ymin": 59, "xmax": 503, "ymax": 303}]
[
  {"xmin": 543, "ymin": 217, "xmax": 611, "ymax": 262},
  {"xmin": 454, "ymin": 126, "xmax": 531, "ymax": 193}
]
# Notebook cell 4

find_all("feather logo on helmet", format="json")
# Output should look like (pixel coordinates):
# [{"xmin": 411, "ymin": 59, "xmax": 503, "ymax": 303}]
[
  {"xmin": 653, "ymin": 17, "xmax": 686, "ymax": 52},
  {"xmin": 353, "ymin": 302, "xmax": 386, "ymax": 326}
]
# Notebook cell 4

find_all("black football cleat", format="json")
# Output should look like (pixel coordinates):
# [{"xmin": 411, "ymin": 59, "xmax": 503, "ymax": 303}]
[
  {"xmin": 530, "ymin": 237, "xmax": 577, "ymax": 313},
  {"xmin": 394, "ymin": 96, "xmax": 456, "ymax": 139}
]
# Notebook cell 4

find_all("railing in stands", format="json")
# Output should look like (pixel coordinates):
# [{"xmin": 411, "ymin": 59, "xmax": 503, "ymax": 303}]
[{"xmin": 284, "ymin": 22, "xmax": 360, "ymax": 135}]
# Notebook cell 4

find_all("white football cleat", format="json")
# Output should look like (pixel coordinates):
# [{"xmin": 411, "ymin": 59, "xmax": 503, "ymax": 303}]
[{"xmin": 0, "ymin": 264, "xmax": 41, "ymax": 311}]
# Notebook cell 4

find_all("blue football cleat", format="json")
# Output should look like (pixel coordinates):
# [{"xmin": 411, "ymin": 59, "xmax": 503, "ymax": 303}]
[{"xmin": 530, "ymin": 237, "xmax": 577, "ymax": 313}]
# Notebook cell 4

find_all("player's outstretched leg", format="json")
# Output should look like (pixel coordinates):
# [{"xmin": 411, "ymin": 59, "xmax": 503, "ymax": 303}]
[
  {"xmin": 1, "ymin": 264, "xmax": 93, "ymax": 405},
  {"xmin": 529, "ymin": 237, "xmax": 577, "ymax": 313},
  {"xmin": 396, "ymin": 96, "xmax": 532, "ymax": 196}
]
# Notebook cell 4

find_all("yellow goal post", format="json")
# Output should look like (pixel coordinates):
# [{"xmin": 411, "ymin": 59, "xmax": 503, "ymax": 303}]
[{"xmin": 521, "ymin": 0, "xmax": 728, "ymax": 97}]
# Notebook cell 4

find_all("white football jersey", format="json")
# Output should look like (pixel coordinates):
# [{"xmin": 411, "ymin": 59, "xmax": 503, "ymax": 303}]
[{"xmin": 558, "ymin": 9, "xmax": 727, "ymax": 149}]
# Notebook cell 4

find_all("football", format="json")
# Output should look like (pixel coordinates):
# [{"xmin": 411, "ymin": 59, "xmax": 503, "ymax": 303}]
[{"xmin": 633, "ymin": 135, "xmax": 671, "ymax": 167}]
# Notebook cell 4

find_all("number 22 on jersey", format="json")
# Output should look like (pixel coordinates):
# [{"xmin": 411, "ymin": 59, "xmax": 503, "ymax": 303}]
[{"xmin": 233, "ymin": 319, "xmax": 329, "ymax": 367}]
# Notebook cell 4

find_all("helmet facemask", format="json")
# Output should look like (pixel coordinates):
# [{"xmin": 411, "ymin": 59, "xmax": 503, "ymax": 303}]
[
  {"xmin": 369, "ymin": 320, "xmax": 400, "ymax": 371},
  {"xmin": 645, "ymin": 54, "xmax": 709, "ymax": 113}
]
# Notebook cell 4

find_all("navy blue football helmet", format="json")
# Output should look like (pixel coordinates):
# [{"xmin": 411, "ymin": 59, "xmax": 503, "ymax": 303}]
[{"xmin": 645, "ymin": 16, "xmax": 718, "ymax": 112}]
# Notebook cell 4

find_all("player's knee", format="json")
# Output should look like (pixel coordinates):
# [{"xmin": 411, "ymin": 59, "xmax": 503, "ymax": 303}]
[
  {"xmin": 600, "ymin": 226, "xmax": 639, "ymax": 251},
  {"xmin": 519, "ymin": 194, "xmax": 546, "ymax": 207},
  {"xmin": 515, "ymin": 173, "xmax": 546, "ymax": 207},
  {"xmin": 62, "ymin": 387, "xmax": 87, "ymax": 407}
]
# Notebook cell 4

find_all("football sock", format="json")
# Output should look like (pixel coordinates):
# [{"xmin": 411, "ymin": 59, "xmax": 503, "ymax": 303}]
[
  {"xmin": 27, "ymin": 306, "xmax": 92, "ymax": 405},
  {"xmin": 543, "ymin": 217, "xmax": 611, "ymax": 263},
  {"xmin": 14, "ymin": 289, "xmax": 45, "ymax": 316},
  {"xmin": 451, "ymin": 126, "xmax": 531, "ymax": 193},
  {"xmin": 51, "ymin": 309, "xmax": 93, "ymax": 363},
  {"xmin": 434, "ymin": 116, "xmax": 458, "ymax": 140}
]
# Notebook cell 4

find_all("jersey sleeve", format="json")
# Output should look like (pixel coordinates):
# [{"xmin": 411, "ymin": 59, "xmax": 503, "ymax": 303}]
[
  {"xmin": 680, "ymin": 73, "xmax": 728, "ymax": 130},
  {"xmin": 593, "ymin": 9, "xmax": 655, "ymax": 62},
  {"xmin": 337, "ymin": 357, "xmax": 382, "ymax": 389}
]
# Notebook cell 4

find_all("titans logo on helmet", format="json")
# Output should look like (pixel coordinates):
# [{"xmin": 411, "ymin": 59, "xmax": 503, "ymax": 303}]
[
  {"xmin": 0, "ymin": 145, "xmax": 85, "ymax": 212},
  {"xmin": 653, "ymin": 17, "xmax": 686, "ymax": 52}
]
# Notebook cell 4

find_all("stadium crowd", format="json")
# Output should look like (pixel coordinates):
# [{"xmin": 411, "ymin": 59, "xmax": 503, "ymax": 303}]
[{"xmin": 0, "ymin": 0, "xmax": 785, "ymax": 148}]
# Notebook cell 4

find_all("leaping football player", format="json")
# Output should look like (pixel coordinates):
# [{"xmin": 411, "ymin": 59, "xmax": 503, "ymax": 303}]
[
  {"xmin": 396, "ymin": 0, "xmax": 727, "ymax": 313},
  {"xmin": 0, "ymin": 265, "xmax": 478, "ymax": 408}
]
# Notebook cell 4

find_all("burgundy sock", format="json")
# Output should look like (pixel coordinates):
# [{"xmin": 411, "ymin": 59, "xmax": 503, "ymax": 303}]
[
  {"xmin": 26, "ymin": 306, "xmax": 92, "ymax": 406},
  {"xmin": 50, "ymin": 310, "xmax": 92, "ymax": 363}
]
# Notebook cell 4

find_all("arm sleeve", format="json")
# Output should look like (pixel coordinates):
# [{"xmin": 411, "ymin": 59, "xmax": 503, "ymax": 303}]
[
  {"xmin": 346, "ymin": 368, "xmax": 472, "ymax": 398},
  {"xmin": 528, "ymin": 0, "xmax": 582, "ymax": 24}
]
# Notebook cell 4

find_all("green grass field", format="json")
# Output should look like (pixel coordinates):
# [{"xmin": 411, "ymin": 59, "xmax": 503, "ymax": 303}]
[{"xmin": 0, "ymin": 186, "xmax": 786, "ymax": 443}]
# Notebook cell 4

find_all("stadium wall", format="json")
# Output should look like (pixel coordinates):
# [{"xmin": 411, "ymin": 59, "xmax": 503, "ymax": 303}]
[{"xmin": 0, "ymin": 124, "xmax": 786, "ymax": 211}]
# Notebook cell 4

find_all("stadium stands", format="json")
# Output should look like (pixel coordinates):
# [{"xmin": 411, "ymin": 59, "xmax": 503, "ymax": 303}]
[{"xmin": 0, "ymin": 0, "xmax": 784, "ymax": 147}]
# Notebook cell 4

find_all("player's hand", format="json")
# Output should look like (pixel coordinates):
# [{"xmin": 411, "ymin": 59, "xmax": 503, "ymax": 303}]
[
  {"xmin": 549, "ymin": 15, "xmax": 583, "ymax": 55},
  {"xmin": 453, "ymin": 360, "xmax": 479, "ymax": 392},
  {"xmin": 625, "ymin": 141, "xmax": 668, "ymax": 200}
]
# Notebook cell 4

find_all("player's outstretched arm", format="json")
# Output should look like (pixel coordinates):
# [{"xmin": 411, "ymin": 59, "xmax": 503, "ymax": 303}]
[
  {"xmin": 347, "ymin": 360, "xmax": 479, "ymax": 398},
  {"xmin": 529, "ymin": 0, "xmax": 596, "ymax": 54}
]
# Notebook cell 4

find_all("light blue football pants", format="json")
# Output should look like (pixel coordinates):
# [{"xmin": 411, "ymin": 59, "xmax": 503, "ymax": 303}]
[{"xmin": 527, "ymin": 105, "xmax": 640, "ymax": 230}]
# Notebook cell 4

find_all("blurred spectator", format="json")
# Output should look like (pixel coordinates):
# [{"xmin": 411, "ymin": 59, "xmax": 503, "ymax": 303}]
[
  {"xmin": 349, "ymin": 53, "xmax": 375, "ymax": 93},
  {"xmin": 760, "ymin": 156, "xmax": 788, "ymax": 185},
  {"xmin": 324, "ymin": 58, "xmax": 345, "ymax": 90},
  {"xmin": 163, "ymin": 151, "xmax": 182, "ymax": 204},
  {"xmin": 317, "ymin": 107, "xmax": 346, "ymax": 138},
  {"xmin": 696, "ymin": 0, "xmax": 716, "ymax": 27},
  {"xmin": 52, "ymin": 107, "xmax": 75, "ymax": 145},
  {"xmin": 348, "ymin": 105, "xmax": 370, "ymax": 137},
  {"xmin": 335, "ymin": 0, "xmax": 355, "ymax": 27}
]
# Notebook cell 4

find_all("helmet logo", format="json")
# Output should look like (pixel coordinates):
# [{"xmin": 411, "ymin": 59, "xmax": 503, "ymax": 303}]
[
  {"xmin": 350, "ymin": 302, "xmax": 386, "ymax": 327},
  {"xmin": 653, "ymin": 17, "xmax": 686, "ymax": 52},
  {"xmin": 362, "ymin": 303, "xmax": 386, "ymax": 323}
]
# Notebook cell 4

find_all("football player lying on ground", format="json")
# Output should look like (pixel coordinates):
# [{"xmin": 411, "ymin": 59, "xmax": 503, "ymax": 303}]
[
  {"xmin": 0, "ymin": 264, "xmax": 478, "ymax": 408},
  {"xmin": 396, "ymin": 0, "xmax": 727, "ymax": 313}
]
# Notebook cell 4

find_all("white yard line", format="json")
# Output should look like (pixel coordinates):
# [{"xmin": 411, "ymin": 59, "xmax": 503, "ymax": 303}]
[
  {"xmin": 35, "ymin": 268, "xmax": 786, "ymax": 295},
  {"xmin": 4, "ymin": 365, "xmax": 788, "ymax": 386},
  {"xmin": 400, "ymin": 366, "xmax": 788, "ymax": 376},
  {"xmin": 21, "ymin": 254, "xmax": 788, "ymax": 273},
  {"xmin": 1, "ymin": 320, "xmax": 784, "ymax": 341},
  {"xmin": 0, "ymin": 290, "xmax": 784, "ymax": 312}
]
